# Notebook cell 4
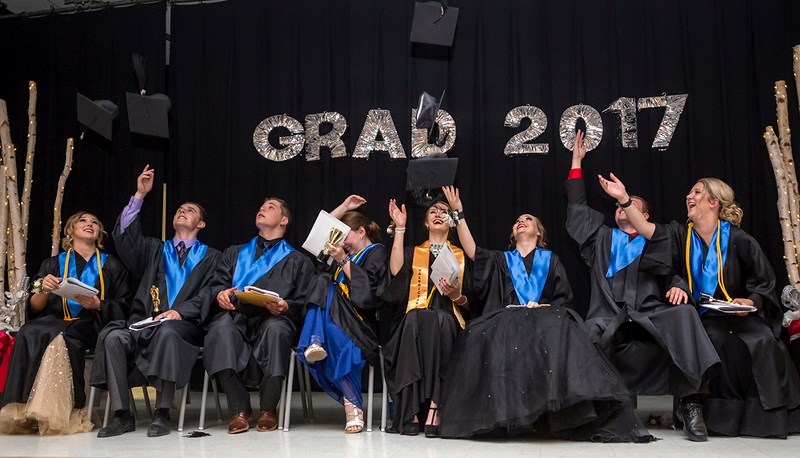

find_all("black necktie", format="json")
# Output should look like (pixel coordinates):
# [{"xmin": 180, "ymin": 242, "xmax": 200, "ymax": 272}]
[{"xmin": 176, "ymin": 241, "xmax": 188, "ymax": 261}]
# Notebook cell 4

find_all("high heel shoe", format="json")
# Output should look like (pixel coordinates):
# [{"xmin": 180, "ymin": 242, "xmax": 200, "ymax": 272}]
[{"xmin": 424, "ymin": 407, "xmax": 441, "ymax": 438}]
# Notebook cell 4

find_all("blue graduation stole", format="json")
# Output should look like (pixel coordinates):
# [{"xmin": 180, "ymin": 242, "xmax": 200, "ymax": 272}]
[
  {"xmin": 688, "ymin": 220, "xmax": 731, "ymax": 304},
  {"xmin": 333, "ymin": 243, "xmax": 381, "ymax": 300},
  {"xmin": 505, "ymin": 248, "xmax": 551, "ymax": 305},
  {"xmin": 58, "ymin": 249, "xmax": 108, "ymax": 319},
  {"xmin": 232, "ymin": 237, "xmax": 293, "ymax": 289},
  {"xmin": 605, "ymin": 229, "xmax": 646, "ymax": 277},
  {"xmin": 163, "ymin": 240, "xmax": 209, "ymax": 308}
]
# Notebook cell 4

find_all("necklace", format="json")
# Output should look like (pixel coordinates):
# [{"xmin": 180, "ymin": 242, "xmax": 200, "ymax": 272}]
[{"xmin": 430, "ymin": 242, "xmax": 445, "ymax": 257}]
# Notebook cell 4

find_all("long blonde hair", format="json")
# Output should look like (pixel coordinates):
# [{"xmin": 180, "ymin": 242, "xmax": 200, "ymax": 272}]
[
  {"xmin": 62, "ymin": 212, "xmax": 106, "ymax": 250},
  {"xmin": 697, "ymin": 177, "xmax": 743, "ymax": 226}
]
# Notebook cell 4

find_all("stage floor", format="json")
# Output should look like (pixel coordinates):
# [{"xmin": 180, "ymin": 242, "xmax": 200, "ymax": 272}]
[{"xmin": 2, "ymin": 395, "xmax": 798, "ymax": 457}]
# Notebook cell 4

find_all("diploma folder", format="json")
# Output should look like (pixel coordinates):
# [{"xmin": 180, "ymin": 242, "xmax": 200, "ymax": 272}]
[
  {"xmin": 235, "ymin": 286, "xmax": 282, "ymax": 306},
  {"xmin": 51, "ymin": 277, "xmax": 99, "ymax": 301},
  {"xmin": 700, "ymin": 294, "xmax": 757, "ymax": 314},
  {"xmin": 301, "ymin": 210, "xmax": 351, "ymax": 265},
  {"xmin": 128, "ymin": 317, "xmax": 162, "ymax": 331}
]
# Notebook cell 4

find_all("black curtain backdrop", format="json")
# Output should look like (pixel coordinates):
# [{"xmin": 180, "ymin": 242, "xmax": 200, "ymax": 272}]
[
  {"xmin": 2, "ymin": 0, "xmax": 799, "ymax": 315},
  {"xmin": 0, "ymin": 2, "xmax": 166, "ymax": 275}
]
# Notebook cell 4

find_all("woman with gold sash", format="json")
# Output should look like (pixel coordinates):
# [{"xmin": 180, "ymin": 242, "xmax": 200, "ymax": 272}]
[
  {"xmin": 0, "ymin": 212, "xmax": 130, "ymax": 435},
  {"xmin": 381, "ymin": 197, "xmax": 470, "ymax": 437},
  {"xmin": 439, "ymin": 187, "xmax": 654, "ymax": 442},
  {"xmin": 297, "ymin": 195, "xmax": 389, "ymax": 433},
  {"xmin": 600, "ymin": 175, "xmax": 800, "ymax": 438}
]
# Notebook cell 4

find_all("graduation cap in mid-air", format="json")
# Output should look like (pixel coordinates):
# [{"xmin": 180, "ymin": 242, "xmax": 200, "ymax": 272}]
[
  {"xmin": 410, "ymin": 1, "xmax": 460, "ymax": 47},
  {"xmin": 77, "ymin": 93, "xmax": 119, "ymax": 141},
  {"xmin": 415, "ymin": 90, "xmax": 447, "ymax": 145},
  {"xmin": 406, "ymin": 155, "xmax": 459, "ymax": 206},
  {"xmin": 126, "ymin": 53, "xmax": 171, "ymax": 139}
]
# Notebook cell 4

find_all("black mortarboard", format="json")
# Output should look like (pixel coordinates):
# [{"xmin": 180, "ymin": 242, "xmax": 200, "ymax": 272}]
[
  {"xmin": 126, "ymin": 92, "xmax": 171, "ymax": 139},
  {"xmin": 77, "ymin": 93, "xmax": 119, "ymax": 141},
  {"xmin": 410, "ymin": 1, "xmax": 459, "ymax": 47},
  {"xmin": 406, "ymin": 156, "xmax": 458, "ymax": 191},
  {"xmin": 415, "ymin": 90, "xmax": 445, "ymax": 130}
]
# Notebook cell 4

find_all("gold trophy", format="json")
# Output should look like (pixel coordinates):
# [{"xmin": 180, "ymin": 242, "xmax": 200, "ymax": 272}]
[
  {"xmin": 150, "ymin": 285, "xmax": 161, "ymax": 317},
  {"xmin": 317, "ymin": 227, "xmax": 346, "ymax": 262}
]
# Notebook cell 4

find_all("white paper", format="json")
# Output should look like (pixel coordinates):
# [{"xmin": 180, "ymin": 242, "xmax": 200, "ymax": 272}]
[
  {"xmin": 701, "ymin": 300, "xmax": 757, "ymax": 314},
  {"xmin": 430, "ymin": 244, "xmax": 460, "ymax": 294},
  {"xmin": 129, "ymin": 317, "xmax": 163, "ymax": 331},
  {"xmin": 51, "ymin": 277, "xmax": 99, "ymax": 301},
  {"xmin": 244, "ymin": 285, "xmax": 282, "ymax": 300},
  {"xmin": 301, "ymin": 210, "xmax": 351, "ymax": 265}
]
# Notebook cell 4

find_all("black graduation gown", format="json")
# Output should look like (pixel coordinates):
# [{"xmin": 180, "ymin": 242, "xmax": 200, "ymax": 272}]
[
  {"xmin": 90, "ymin": 215, "xmax": 221, "ymax": 392},
  {"xmin": 2, "ymin": 254, "xmax": 130, "ymax": 409},
  {"xmin": 203, "ymin": 242, "xmax": 314, "ymax": 384},
  {"xmin": 440, "ymin": 247, "xmax": 654, "ymax": 442},
  {"xmin": 565, "ymin": 178, "xmax": 719, "ymax": 395},
  {"xmin": 380, "ymin": 244, "xmax": 471, "ymax": 435},
  {"xmin": 646, "ymin": 221, "xmax": 800, "ymax": 437},
  {"xmin": 305, "ymin": 244, "xmax": 389, "ymax": 366}
]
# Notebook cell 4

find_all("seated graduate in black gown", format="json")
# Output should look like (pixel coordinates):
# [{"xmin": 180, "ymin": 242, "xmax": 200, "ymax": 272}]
[
  {"xmin": 565, "ymin": 131, "xmax": 719, "ymax": 442},
  {"xmin": 0, "ymin": 212, "xmax": 130, "ymax": 435},
  {"xmin": 381, "ymin": 197, "xmax": 471, "ymax": 437},
  {"xmin": 92, "ymin": 165, "xmax": 221, "ymax": 438},
  {"xmin": 203, "ymin": 197, "xmax": 314, "ymax": 434},
  {"xmin": 296, "ymin": 195, "xmax": 389, "ymax": 433},
  {"xmin": 438, "ymin": 187, "xmax": 654, "ymax": 442},
  {"xmin": 600, "ymin": 173, "xmax": 800, "ymax": 438}
]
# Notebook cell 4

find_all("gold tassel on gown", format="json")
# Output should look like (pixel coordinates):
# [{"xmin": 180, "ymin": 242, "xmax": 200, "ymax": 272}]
[{"xmin": 0, "ymin": 333, "xmax": 93, "ymax": 435}]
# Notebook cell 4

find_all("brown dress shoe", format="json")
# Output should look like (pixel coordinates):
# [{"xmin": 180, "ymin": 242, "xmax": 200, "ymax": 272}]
[
  {"xmin": 227, "ymin": 410, "xmax": 252, "ymax": 434},
  {"xmin": 256, "ymin": 409, "xmax": 278, "ymax": 432}
]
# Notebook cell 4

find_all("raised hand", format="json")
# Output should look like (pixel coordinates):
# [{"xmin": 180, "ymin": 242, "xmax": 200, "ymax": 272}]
[
  {"xmin": 597, "ymin": 172, "xmax": 628, "ymax": 202},
  {"xmin": 342, "ymin": 194, "xmax": 366, "ymax": 211},
  {"xmin": 135, "ymin": 164, "xmax": 155, "ymax": 199},
  {"xmin": 388, "ymin": 199, "xmax": 407, "ymax": 228},
  {"xmin": 572, "ymin": 129, "xmax": 587, "ymax": 165},
  {"xmin": 442, "ymin": 186, "xmax": 462, "ymax": 211}
]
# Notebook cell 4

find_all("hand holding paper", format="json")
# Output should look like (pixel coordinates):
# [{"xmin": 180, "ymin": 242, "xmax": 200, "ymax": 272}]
[
  {"xmin": 430, "ymin": 245, "xmax": 460, "ymax": 295},
  {"xmin": 302, "ymin": 210, "xmax": 351, "ymax": 265},
  {"xmin": 51, "ymin": 277, "xmax": 99, "ymax": 301}
]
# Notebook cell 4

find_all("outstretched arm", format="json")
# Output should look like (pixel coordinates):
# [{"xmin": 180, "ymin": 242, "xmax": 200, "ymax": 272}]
[
  {"xmin": 388, "ymin": 199, "xmax": 407, "ymax": 276},
  {"xmin": 597, "ymin": 172, "xmax": 656, "ymax": 239},
  {"xmin": 330, "ymin": 194, "xmax": 366, "ymax": 219},
  {"xmin": 442, "ymin": 186, "xmax": 476, "ymax": 260}
]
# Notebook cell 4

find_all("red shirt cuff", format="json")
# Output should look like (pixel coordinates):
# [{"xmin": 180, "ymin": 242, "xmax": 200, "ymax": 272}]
[{"xmin": 567, "ymin": 168, "xmax": 582, "ymax": 180}]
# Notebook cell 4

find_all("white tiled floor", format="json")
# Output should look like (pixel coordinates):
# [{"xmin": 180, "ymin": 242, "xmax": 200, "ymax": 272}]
[{"xmin": 2, "ymin": 395, "xmax": 799, "ymax": 457}]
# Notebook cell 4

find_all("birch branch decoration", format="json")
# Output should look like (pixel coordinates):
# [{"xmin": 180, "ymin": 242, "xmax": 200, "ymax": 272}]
[
  {"xmin": 21, "ymin": 81, "xmax": 37, "ymax": 242},
  {"xmin": 52, "ymin": 138, "xmax": 74, "ymax": 256}
]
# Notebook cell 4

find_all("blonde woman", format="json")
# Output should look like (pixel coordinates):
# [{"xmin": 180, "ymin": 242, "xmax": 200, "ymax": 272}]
[
  {"xmin": 1, "ymin": 212, "xmax": 130, "ymax": 435},
  {"xmin": 600, "ymin": 175, "xmax": 800, "ymax": 438}
]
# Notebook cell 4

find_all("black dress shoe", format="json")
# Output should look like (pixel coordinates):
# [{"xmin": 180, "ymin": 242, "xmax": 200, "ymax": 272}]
[
  {"xmin": 147, "ymin": 409, "xmax": 171, "ymax": 437},
  {"xmin": 676, "ymin": 401, "xmax": 708, "ymax": 442},
  {"xmin": 97, "ymin": 413, "xmax": 136, "ymax": 438}
]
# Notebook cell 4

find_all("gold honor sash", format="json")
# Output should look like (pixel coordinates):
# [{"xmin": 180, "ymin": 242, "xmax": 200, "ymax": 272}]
[{"xmin": 406, "ymin": 241, "xmax": 466, "ymax": 329}]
